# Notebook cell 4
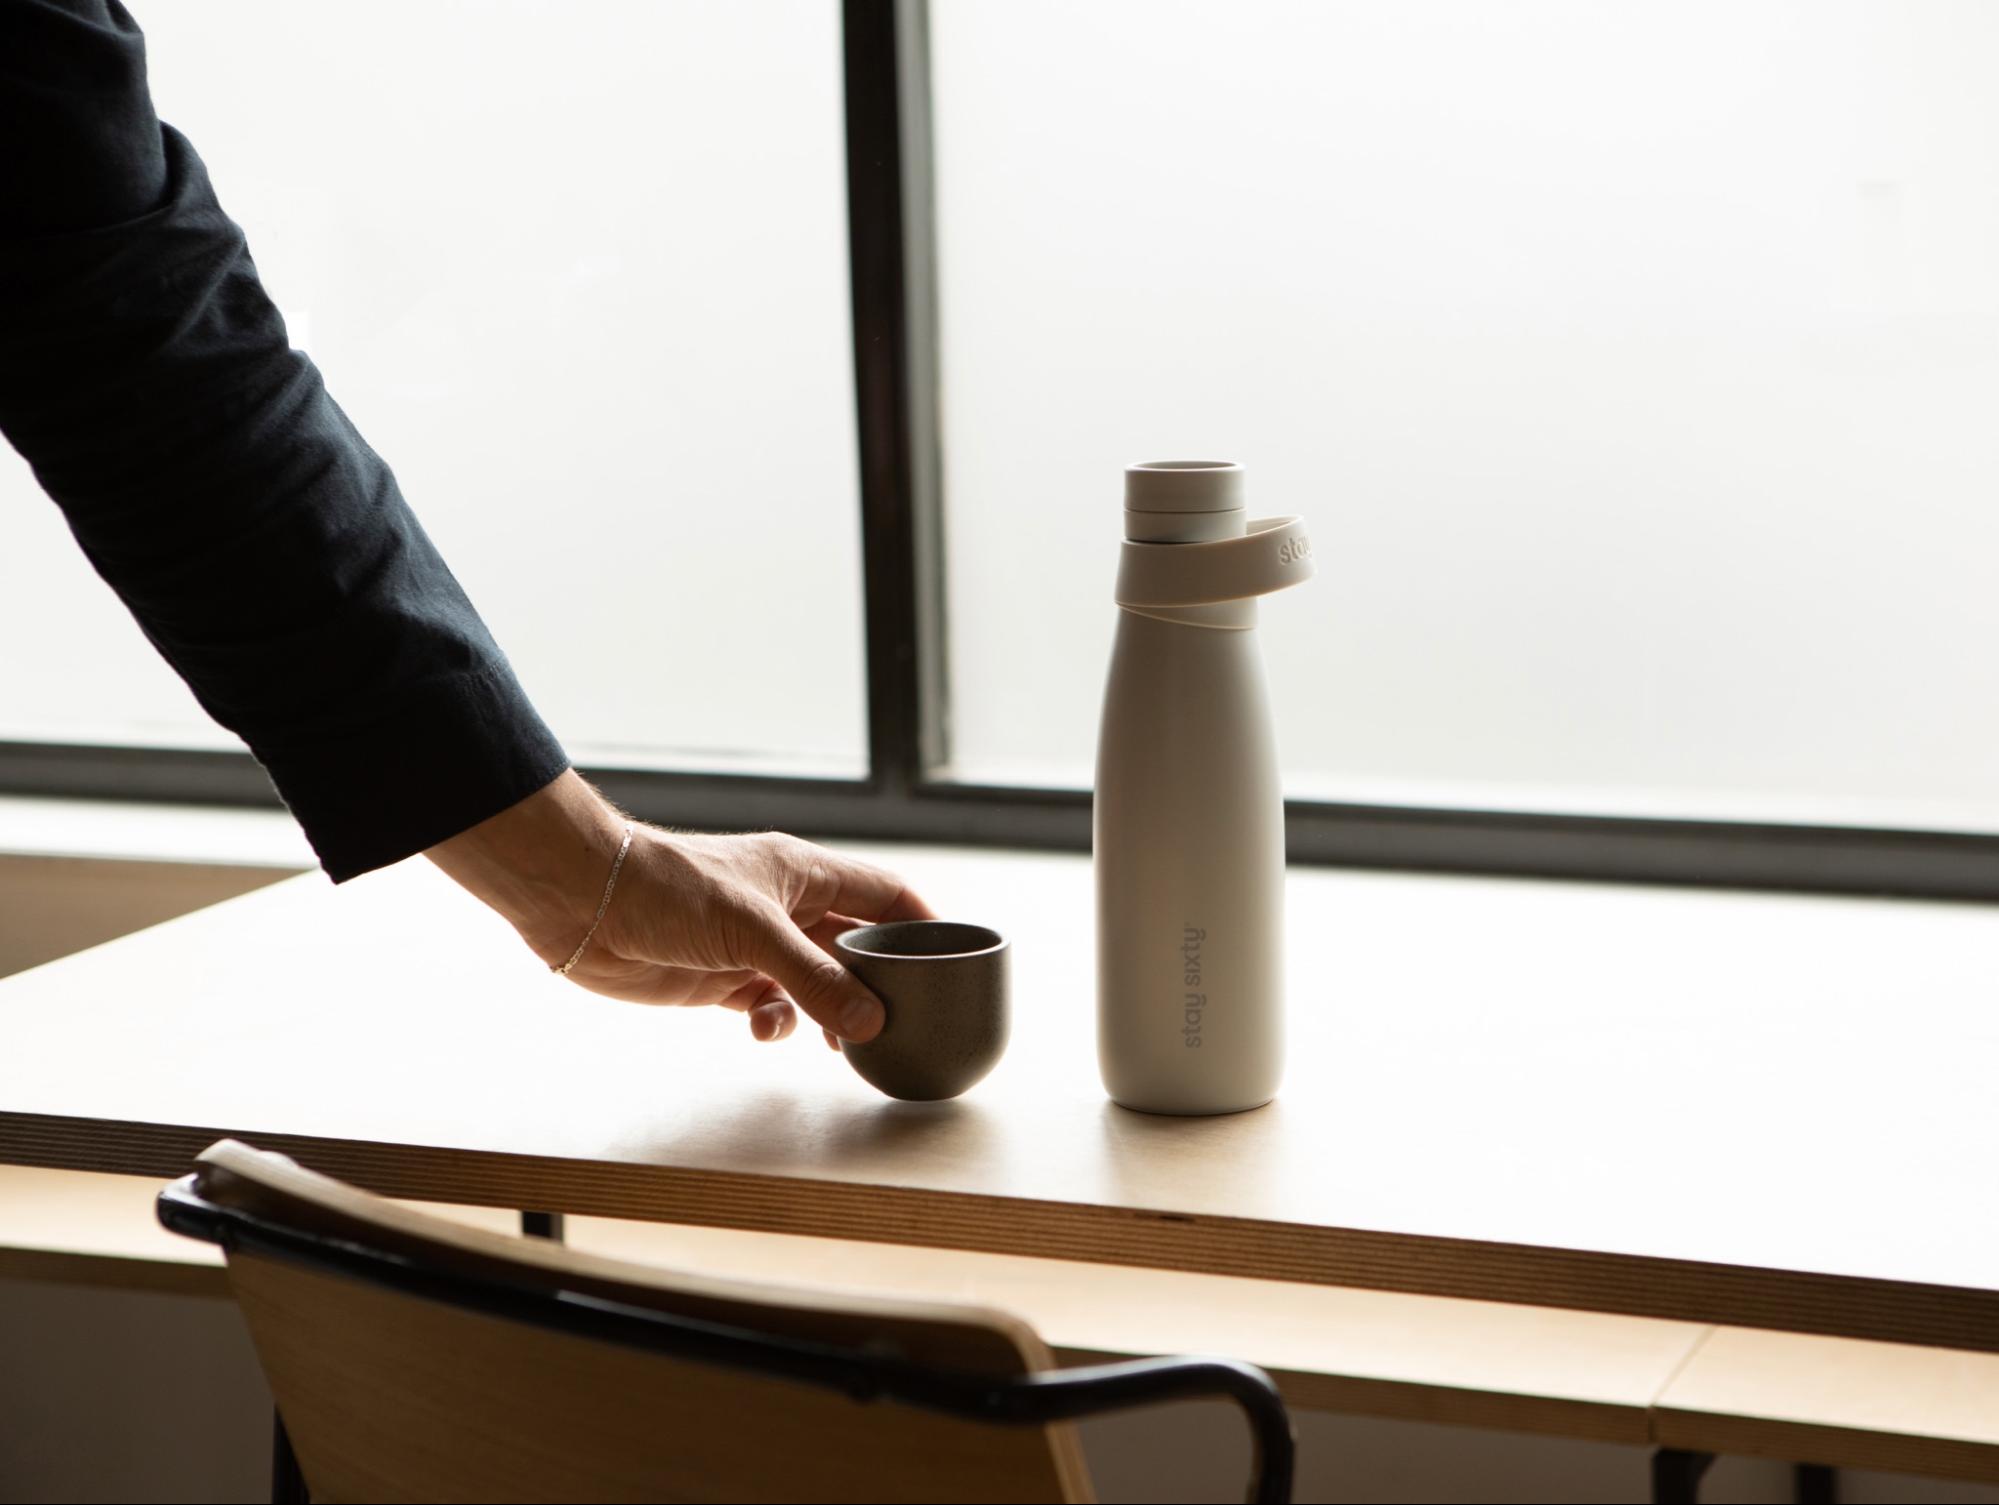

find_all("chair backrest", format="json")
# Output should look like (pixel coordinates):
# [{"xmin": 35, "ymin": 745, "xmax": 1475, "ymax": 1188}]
[{"xmin": 173, "ymin": 1140, "xmax": 1094, "ymax": 1504}]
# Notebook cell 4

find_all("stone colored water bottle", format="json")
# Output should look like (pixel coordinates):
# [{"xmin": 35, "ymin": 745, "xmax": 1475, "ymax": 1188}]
[{"xmin": 1095, "ymin": 461, "xmax": 1314, "ymax": 1115}]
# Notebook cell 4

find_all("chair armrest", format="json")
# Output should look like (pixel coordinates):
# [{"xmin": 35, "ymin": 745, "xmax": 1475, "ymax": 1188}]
[{"xmin": 909, "ymin": 1353, "xmax": 1295, "ymax": 1505}]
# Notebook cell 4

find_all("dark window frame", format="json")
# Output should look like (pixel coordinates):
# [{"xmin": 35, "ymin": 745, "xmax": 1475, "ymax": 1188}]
[{"xmin": 6, "ymin": 0, "xmax": 1999, "ymax": 902}]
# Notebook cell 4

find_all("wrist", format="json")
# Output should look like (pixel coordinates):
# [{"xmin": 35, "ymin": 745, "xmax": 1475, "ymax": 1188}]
[{"xmin": 424, "ymin": 770, "xmax": 629, "ymax": 966}]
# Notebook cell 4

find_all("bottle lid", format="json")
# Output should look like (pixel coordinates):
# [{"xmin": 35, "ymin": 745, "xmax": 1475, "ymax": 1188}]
[{"xmin": 1124, "ymin": 460, "xmax": 1244, "ymax": 514}]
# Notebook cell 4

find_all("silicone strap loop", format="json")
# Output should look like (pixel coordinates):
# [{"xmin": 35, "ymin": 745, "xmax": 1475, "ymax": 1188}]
[{"xmin": 1114, "ymin": 516, "xmax": 1315, "ymax": 608}]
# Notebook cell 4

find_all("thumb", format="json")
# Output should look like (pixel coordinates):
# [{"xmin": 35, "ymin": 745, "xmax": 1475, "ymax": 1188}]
[{"xmin": 739, "ymin": 901, "xmax": 885, "ymax": 1043}]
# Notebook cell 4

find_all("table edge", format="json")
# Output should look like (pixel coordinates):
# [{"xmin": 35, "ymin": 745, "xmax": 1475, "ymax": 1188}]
[{"xmin": 8, "ymin": 1109, "xmax": 1995, "ymax": 1356}]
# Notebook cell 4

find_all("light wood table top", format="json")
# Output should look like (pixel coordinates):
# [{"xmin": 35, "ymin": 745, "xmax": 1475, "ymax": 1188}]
[{"xmin": 4, "ymin": 847, "xmax": 1998, "ymax": 1349}]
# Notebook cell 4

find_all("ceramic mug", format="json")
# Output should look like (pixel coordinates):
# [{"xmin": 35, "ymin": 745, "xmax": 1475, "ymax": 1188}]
[{"xmin": 833, "ymin": 921, "xmax": 1009, "ymax": 1102}]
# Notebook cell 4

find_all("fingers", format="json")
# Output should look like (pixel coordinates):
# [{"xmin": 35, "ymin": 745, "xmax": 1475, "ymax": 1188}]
[
  {"xmin": 566, "ymin": 960, "xmax": 754, "ymax": 1009},
  {"xmin": 798, "ymin": 916, "xmax": 880, "ymax": 1051},
  {"xmin": 617, "ymin": 966, "xmax": 799, "ymax": 1044},
  {"xmin": 777, "ymin": 841, "xmax": 935, "ymax": 927},
  {"xmin": 750, "ymin": 998, "xmax": 794, "ymax": 1042},
  {"xmin": 835, "ymin": 857, "xmax": 935, "ymax": 923},
  {"xmin": 802, "ymin": 913, "xmax": 861, "ymax": 956},
  {"xmin": 723, "ymin": 976, "xmax": 798, "ymax": 1044},
  {"xmin": 737, "ymin": 899, "xmax": 886, "ymax": 1042}
]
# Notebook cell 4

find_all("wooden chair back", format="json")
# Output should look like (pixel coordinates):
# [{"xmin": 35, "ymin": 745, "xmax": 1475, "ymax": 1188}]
[{"xmin": 175, "ymin": 1140, "xmax": 1094, "ymax": 1503}]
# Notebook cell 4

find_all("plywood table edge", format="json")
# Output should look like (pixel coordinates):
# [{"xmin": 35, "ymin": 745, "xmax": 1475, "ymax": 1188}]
[
  {"xmin": 1652, "ymin": 1406, "xmax": 1999, "ymax": 1484},
  {"xmin": 11, "ymin": 1110, "xmax": 1999, "ymax": 1355}
]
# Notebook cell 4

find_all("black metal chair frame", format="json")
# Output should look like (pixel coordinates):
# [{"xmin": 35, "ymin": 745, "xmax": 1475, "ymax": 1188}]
[{"xmin": 158, "ymin": 1173, "xmax": 1296, "ymax": 1505}]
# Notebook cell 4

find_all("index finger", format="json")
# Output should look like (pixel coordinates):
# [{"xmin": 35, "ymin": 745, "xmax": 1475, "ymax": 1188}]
[{"xmin": 816, "ymin": 853, "xmax": 936, "ymax": 924}]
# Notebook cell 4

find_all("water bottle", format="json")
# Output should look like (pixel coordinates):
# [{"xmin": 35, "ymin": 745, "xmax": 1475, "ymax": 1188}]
[{"xmin": 1095, "ymin": 461, "xmax": 1314, "ymax": 1115}]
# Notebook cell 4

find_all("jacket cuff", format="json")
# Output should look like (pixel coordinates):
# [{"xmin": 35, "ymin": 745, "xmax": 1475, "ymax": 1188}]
[{"xmin": 257, "ymin": 663, "xmax": 571, "ymax": 883}]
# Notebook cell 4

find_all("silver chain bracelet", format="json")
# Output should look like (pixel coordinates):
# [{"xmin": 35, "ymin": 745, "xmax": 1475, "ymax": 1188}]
[{"xmin": 551, "ymin": 822, "xmax": 634, "ymax": 977}]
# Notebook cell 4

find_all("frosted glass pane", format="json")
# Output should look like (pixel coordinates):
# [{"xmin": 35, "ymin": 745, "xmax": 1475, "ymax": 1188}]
[
  {"xmin": 935, "ymin": 1, "xmax": 1999, "ymax": 830},
  {"xmin": 0, "ymin": 0, "xmax": 865, "ymax": 777}
]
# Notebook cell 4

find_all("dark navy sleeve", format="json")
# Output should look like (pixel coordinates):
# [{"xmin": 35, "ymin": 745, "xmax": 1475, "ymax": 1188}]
[{"xmin": 0, "ymin": 0, "xmax": 570, "ymax": 880}]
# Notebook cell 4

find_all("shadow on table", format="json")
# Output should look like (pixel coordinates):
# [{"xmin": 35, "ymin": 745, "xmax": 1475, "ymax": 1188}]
[
  {"xmin": 1091, "ymin": 1096, "xmax": 1300, "ymax": 1214},
  {"xmin": 617, "ymin": 1084, "xmax": 1016, "ymax": 1188}
]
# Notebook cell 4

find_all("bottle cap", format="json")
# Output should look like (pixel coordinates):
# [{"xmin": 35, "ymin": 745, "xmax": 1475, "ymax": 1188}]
[{"xmin": 1124, "ymin": 460, "xmax": 1244, "ymax": 514}]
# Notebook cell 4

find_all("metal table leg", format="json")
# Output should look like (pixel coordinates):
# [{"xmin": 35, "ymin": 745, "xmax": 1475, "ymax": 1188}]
[
  {"xmin": 520, "ymin": 1210, "xmax": 565, "ymax": 1241},
  {"xmin": 272, "ymin": 1411, "xmax": 307, "ymax": 1505},
  {"xmin": 1652, "ymin": 1447, "xmax": 1715, "ymax": 1505}
]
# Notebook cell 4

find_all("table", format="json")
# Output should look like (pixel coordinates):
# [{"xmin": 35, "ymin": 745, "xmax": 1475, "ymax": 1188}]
[{"xmin": 4, "ymin": 846, "xmax": 1998, "ymax": 1351}]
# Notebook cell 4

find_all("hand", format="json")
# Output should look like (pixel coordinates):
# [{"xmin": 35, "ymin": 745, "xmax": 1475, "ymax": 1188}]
[{"xmin": 425, "ymin": 771, "xmax": 933, "ymax": 1046}]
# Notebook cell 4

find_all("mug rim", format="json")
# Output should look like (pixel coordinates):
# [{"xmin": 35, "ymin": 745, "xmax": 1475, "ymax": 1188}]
[{"xmin": 835, "ymin": 919, "xmax": 1007, "ymax": 962}]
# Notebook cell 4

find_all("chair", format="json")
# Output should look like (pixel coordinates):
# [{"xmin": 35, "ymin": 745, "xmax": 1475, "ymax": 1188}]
[{"xmin": 158, "ymin": 1139, "xmax": 1295, "ymax": 1503}]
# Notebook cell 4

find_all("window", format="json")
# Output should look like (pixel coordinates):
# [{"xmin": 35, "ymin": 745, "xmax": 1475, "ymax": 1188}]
[
  {"xmin": 6, "ymin": 1, "xmax": 1999, "ymax": 898},
  {"xmin": 932, "ymin": 0, "xmax": 1999, "ymax": 833},
  {"xmin": 0, "ymin": 0, "xmax": 866, "ymax": 776}
]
